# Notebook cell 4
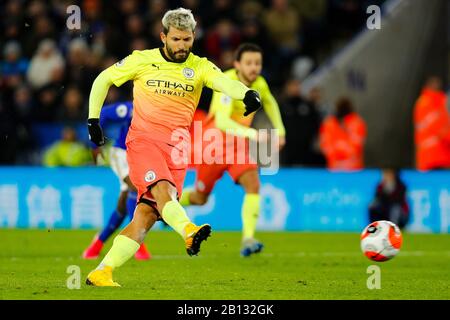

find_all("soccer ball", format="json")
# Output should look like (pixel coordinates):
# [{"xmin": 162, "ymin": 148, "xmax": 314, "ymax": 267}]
[{"xmin": 360, "ymin": 220, "xmax": 403, "ymax": 262}]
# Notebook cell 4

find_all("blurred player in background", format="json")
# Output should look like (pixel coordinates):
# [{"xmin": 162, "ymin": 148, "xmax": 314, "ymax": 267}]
[
  {"xmin": 82, "ymin": 101, "xmax": 151, "ymax": 260},
  {"xmin": 180, "ymin": 43, "xmax": 286, "ymax": 257},
  {"xmin": 85, "ymin": 8, "xmax": 262, "ymax": 286}
]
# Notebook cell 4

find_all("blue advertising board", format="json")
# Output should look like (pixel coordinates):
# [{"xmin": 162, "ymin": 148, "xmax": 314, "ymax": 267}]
[{"xmin": 0, "ymin": 167, "xmax": 449, "ymax": 233}]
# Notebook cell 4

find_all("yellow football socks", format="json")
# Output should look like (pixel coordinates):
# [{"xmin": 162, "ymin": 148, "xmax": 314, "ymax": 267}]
[
  {"xmin": 179, "ymin": 189, "xmax": 192, "ymax": 207},
  {"xmin": 242, "ymin": 193, "xmax": 260, "ymax": 240},
  {"xmin": 161, "ymin": 200, "xmax": 191, "ymax": 238},
  {"xmin": 99, "ymin": 235, "xmax": 140, "ymax": 270}
]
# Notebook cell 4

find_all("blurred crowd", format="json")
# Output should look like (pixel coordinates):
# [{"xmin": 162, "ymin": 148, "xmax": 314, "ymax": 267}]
[{"xmin": 3, "ymin": 0, "xmax": 429, "ymax": 169}]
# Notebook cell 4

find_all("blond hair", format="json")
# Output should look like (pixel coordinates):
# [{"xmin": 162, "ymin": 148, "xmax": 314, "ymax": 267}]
[{"xmin": 162, "ymin": 8, "xmax": 196, "ymax": 34}]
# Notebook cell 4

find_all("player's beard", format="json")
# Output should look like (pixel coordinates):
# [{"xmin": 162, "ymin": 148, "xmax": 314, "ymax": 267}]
[{"xmin": 166, "ymin": 45, "xmax": 192, "ymax": 63}]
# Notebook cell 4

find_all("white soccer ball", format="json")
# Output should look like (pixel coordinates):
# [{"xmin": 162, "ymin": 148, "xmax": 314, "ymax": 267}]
[{"xmin": 360, "ymin": 220, "xmax": 403, "ymax": 262}]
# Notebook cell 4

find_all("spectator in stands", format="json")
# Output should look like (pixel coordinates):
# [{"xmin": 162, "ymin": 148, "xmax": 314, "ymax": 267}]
[
  {"xmin": 262, "ymin": 0, "xmax": 301, "ymax": 85},
  {"xmin": 43, "ymin": 126, "xmax": 92, "ymax": 167},
  {"xmin": 1, "ymin": 41, "xmax": 29, "ymax": 89},
  {"xmin": 308, "ymin": 86, "xmax": 329, "ymax": 116},
  {"xmin": 14, "ymin": 84, "xmax": 34, "ymax": 120},
  {"xmin": 291, "ymin": 56, "xmax": 315, "ymax": 81},
  {"xmin": 64, "ymin": 38, "xmax": 97, "ymax": 96},
  {"xmin": 104, "ymin": 86, "xmax": 123, "ymax": 106},
  {"xmin": 22, "ymin": 14, "xmax": 58, "ymax": 58},
  {"xmin": 280, "ymin": 79, "xmax": 325, "ymax": 166},
  {"xmin": 3, "ymin": 0, "xmax": 25, "ymax": 31},
  {"xmin": 25, "ymin": 0, "xmax": 48, "ymax": 19},
  {"xmin": 119, "ymin": 0, "xmax": 140, "ymax": 16},
  {"xmin": 147, "ymin": 0, "xmax": 167, "ymax": 22},
  {"xmin": 0, "ymin": 93, "xmax": 18, "ymax": 164},
  {"xmin": 263, "ymin": 0, "xmax": 301, "ymax": 58},
  {"xmin": 0, "ymin": 1, "xmax": 385, "ymax": 165},
  {"xmin": 2, "ymin": 19, "xmax": 22, "ymax": 45},
  {"xmin": 328, "ymin": 0, "xmax": 366, "ymax": 40},
  {"xmin": 205, "ymin": 0, "xmax": 237, "ymax": 28},
  {"xmin": 180, "ymin": 0, "xmax": 201, "ymax": 13},
  {"xmin": 368, "ymin": 168, "xmax": 410, "ymax": 230},
  {"xmin": 13, "ymin": 85, "xmax": 35, "ymax": 163},
  {"xmin": 291, "ymin": 0, "xmax": 329, "ymax": 59},
  {"xmin": 240, "ymin": 19, "xmax": 273, "ymax": 60},
  {"xmin": 57, "ymin": 86, "xmax": 86, "ymax": 122},
  {"xmin": 125, "ymin": 13, "xmax": 147, "ymax": 42},
  {"xmin": 217, "ymin": 48, "xmax": 235, "ymax": 70},
  {"xmin": 26, "ymin": 39, "xmax": 65, "ymax": 90},
  {"xmin": 205, "ymin": 19, "xmax": 241, "ymax": 65},
  {"xmin": 148, "ymin": 19, "xmax": 165, "ymax": 48},
  {"xmin": 237, "ymin": 0, "xmax": 264, "ymax": 22},
  {"xmin": 130, "ymin": 37, "xmax": 150, "ymax": 51},
  {"xmin": 34, "ymin": 83, "xmax": 61, "ymax": 122},
  {"xmin": 413, "ymin": 76, "xmax": 450, "ymax": 170},
  {"xmin": 319, "ymin": 96, "xmax": 367, "ymax": 170}
]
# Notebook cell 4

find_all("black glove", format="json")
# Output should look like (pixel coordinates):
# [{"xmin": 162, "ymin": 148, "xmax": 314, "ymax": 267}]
[
  {"xmin": 87, "ymin": 118, "xmax": 105, "ymax": 146},
  {"xmin": 243, "ymin": 90, "xmax": 262, "ymax": 116}
]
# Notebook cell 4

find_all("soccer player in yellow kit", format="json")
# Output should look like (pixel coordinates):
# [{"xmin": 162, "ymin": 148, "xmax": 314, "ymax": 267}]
[
  {"xmin": 85, "ymin": 8, "xmax": 262, "ymax": 286},
  {"xmin": 180, "ymin": 43, "xmax": 286, "ymax": 257}
]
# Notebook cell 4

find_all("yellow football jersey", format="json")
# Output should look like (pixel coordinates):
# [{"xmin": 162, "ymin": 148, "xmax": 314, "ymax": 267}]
[{"xmin": 107, "ymin": 48, "xmax": 223, "ymax": 143}]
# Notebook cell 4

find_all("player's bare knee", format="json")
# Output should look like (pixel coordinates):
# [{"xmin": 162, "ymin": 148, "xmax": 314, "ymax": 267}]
[
  {"xmin": 239, "ymin": 170, "xmax": 260, "ymax": 194},
  {"xmin": 135, "ymin": 203, "xmax": 158, "ymax": 229},
  {"xmin": 143, "ymin": 210, "xmax": 158, "ymax": 229},
  {"xmin": 244, "ymin": 183, "xmax": 260, "ymax": 194},
  {"xmin": 192, "ymin": 191, "xmax": 209, "ymax": 205},
  {"xmin": 197, "ymin": 195, "xmax": 208, "ymax": 205},
  {"xmin": 241, "ymin": 177, "xmax": 260, "ymax": 194}
]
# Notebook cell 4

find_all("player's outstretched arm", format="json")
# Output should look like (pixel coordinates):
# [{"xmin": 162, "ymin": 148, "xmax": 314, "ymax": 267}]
[
  {"xmin": 260, "ymin": 81, "xmax": 286, "ymax": 137},
  {"xmin": 212, "ymin": 93, "xmax": 259, "ymax": 140},
  {"xmin": 210, "ymin": 74, "xmax": 262, "ymax": 117},
  {"xmin": 88, "ymin": 69, "xmax": 114, "ymax": 119},
  {"xmin": 87, "ymin": 69, "xmax": 114, "ymax": 146},
  {"xmin": 258, "ymin": 79, "xmax": 286, "ymax": 149},
  {"xmin": 87, "ymin": 51, "xmax": 142, "ymax": 146}
]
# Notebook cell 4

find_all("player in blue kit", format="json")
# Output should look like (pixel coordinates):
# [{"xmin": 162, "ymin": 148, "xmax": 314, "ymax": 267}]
[{"xmin": 82, "ymin": 101, "xmax": 151, "ymax": 260}]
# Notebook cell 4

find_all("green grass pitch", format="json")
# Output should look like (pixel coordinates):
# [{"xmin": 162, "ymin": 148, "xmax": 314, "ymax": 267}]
[{"xmin": 1, "ymin": 229, "xmax": 449, "ymax": 300}]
